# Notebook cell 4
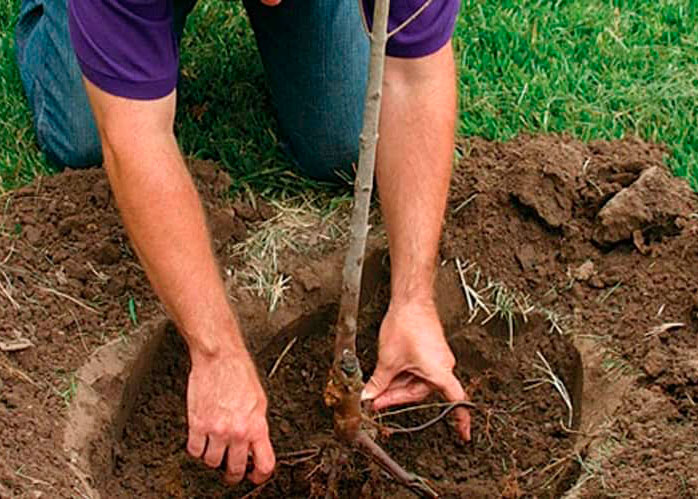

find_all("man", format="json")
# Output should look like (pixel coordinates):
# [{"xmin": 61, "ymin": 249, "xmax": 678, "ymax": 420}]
[{"xmin": 15, "ymin": 0, "xmax": 470, "ymax": 488}]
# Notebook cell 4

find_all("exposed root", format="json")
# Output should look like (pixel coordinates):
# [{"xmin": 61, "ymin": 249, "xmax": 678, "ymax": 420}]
[
  {"xmin": 277, "ymin": 447, "xmax": 322, "ymax": 466},
  {"xmin": 241, "ymin": 478, "xmax": 276, "ymax": 499},
  {"xmin": 372, "ymin": 400, "xmax": 474, "ymax": 420},
  {"xmin": 267, "ymin": 336, "xmax": 297, "ymax": 379},
  {"xmin": 356, "ymin": 431, "xmax": 438, "ymax": 498},
  {"xmin": 324, "ymin": 448, "xmax": 342, "ymax": 499},
  {"xmin": 375, "ymin": 400, "xmax": 476, "ymax": 436}
]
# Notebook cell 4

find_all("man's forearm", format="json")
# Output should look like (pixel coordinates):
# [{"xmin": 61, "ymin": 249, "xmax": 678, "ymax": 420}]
[
  {"xmin": 102, "ymin": 129, "xmax": 243, "ymax": 358},
  {"xmin": 376, "ymin": 42, "xmax": 456, "ymax": 304}
]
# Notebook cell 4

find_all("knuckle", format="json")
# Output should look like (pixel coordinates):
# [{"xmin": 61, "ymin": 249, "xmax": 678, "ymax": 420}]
[
  {"xmin": 253, "ymin": 418, "xmax": 270, "ymax": 435},
  {"xmin": 210, "ymin": 423, "xmax": 228, "ymax": 437},
  {"xmin": 230, "ymin": 426, "xmax": 247, "ymax": 442}
]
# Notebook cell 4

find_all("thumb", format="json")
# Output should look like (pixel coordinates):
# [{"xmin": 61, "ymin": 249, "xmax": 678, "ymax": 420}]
[{"xmin": 361, "ymin": 364, "xmax": 394, "ymax": 401}]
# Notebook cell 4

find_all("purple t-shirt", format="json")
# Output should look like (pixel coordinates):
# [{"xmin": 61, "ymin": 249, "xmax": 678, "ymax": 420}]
[{"xmin": 68, "ymin": 0, "xmax": 459, "ymax": 100}]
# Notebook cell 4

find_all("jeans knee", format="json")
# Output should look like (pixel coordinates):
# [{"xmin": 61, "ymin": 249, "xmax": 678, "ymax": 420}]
[
  {"xmin": 289, "ymin": 128, "xmax": 359, "ymax": 183},
  {"xmin": 35, "ymin": 108, "xmax": 102, "ymax": 168}
]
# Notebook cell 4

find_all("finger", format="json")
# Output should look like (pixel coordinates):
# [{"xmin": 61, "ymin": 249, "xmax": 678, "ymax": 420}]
[
  {"xmin": 437, "ymin": 374, "xmax": 471, "ymax": 441},
  {"xmin": 247, "ymin": 434, "xmax": 276, "ymax": 484},
  {"xmin": 202, "ymin": 437, "xmax": 227, "ymax": 468},
  {"xmin": 187, "ymin": 430, "xmax": 207, "ymax": 459},
  {"xmin": 224, "ymin": 441, "xmax": 250, "ymax": 485},
  {"xmin": 372, "ymin": 380, "xmax": 432, "ymax": 411},
  {"xmin": 381, "ymin": 372, "xmax": 417, "ymax": 390},
  {"xmin": 362, "ymin": 364, "xmax": 396, "ymax": 401}
]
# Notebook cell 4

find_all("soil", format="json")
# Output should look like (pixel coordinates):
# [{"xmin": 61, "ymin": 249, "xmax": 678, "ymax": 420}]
[
  {"xmin": 94, "ymin": 269, "xmax": 582, "ymax": 499},
  {"xmin": 1, "ymin": 134, "xmax": 697, "ymax": 498},
  {"xmin": 442, "ymin": 135, "xmax": 698, "ymax": 497},
  {"xmin": 0, "ymin": 161, "xmax": 274, "ymax": 498}
]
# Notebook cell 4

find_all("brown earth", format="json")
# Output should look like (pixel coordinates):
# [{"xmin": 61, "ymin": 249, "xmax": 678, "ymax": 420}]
[
  {"xmin": 1, "ymin": 134, "xmax": 697, "ymax": 498},
  {"xmin": 93, "ymin": 265, "xmax": 582, "ymax": 499}
]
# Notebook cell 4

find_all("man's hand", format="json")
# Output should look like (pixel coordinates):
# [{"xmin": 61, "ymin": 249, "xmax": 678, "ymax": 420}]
[
  {"xmin": 362, "ymin": 299, "xmax": 471, "ymax": 441},
  {"xmin": 186, "ymin": 348, "xmax": 275, "ymax": 485},
  {"xmin": 80, "ymin": 80, "xmax": 276, "ymax": 486}
]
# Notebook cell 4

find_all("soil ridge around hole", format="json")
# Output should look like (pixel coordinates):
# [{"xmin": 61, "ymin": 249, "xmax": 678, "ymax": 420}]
[{"xmin": 444, "ymin": 134, "xmax": 698, "ymax": 496}]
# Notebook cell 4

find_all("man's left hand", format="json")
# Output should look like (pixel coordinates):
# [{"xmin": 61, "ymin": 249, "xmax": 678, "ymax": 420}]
[{"xmin": 362, "ymin": 299, "xmax": 471, "ymax": 441}]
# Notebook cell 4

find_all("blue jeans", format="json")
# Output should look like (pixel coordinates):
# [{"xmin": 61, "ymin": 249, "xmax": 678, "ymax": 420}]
[{"xmin": 14, "ymin": 0, "xmax": 369, "ymax": 181}]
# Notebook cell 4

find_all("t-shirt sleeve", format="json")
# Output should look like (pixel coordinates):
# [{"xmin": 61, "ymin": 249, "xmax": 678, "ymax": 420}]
[
  {"xmin": 361, "ymin": 0, "xmax": 460, "ymax": 58},
  {"xmin": 68, "ymin": 0, "xmax": 178, "ymax": 100}
]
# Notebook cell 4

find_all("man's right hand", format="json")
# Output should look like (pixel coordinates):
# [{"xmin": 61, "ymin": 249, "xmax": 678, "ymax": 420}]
[
  {"xmin": 80, "ymin": 80, "xmax": 275, "ymax": 486},
  {"xmin": 186, "ymin": 347, "xmax": 275, "ymax": 485}
]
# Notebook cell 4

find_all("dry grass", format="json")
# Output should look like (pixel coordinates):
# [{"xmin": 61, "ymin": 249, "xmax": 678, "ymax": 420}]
[
  {"xmin": 524, "ymin": 350, "xmax": 574, "ymax": 427},
  {"xmin": 454, "ymin": 258, "xmax": 540, "ymax": 350},
  {"xmin": 229, "ymin": 192, "xmax": 353, "ymax": 312}
]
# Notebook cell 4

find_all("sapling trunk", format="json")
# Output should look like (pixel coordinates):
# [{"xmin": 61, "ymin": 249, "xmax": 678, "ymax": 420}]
[
  {"xmin": 334, "ymin": 0, "xmax": 390, "ymax": 360},
  {"xmin": 322, "ymin": 1, "xmax": 444, "ymax": 496},
  {"xmin": 324, "ymin": 0, "xmax": 390, "ymax": 443}
]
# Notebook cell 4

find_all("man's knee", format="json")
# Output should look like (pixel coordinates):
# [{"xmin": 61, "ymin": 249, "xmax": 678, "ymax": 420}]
[
  {"xmin": 288, "ymin": 128, "xmax": 359, "ymax": 183},
  {"xmin": 34, "ymin": 101, "xmax": 102, "ymax": 167},
  {"xmin": 16, "ymin": 0, "xmax": 102, "ymax": 167}
]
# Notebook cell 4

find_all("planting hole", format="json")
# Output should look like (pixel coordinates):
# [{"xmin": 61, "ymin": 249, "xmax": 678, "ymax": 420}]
[{"xmin": 89, "ymin": 258, "xmax": 584, "ymax": 498}]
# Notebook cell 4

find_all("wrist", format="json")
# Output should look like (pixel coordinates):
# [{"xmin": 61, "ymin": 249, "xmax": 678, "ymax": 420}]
[
  {"xmin": 184, "ymin": 312, "xmax": 248, "ymax": 362},
  {"xmin": 390, "ymin": 273, "xmax": 435, "ymax": 307},
  {"xmin": 388, "ymin": 291, "xmax": 436, "ymax": 311}
]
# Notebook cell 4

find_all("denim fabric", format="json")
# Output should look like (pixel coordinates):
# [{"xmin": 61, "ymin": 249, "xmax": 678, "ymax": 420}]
[
  {"xmin": 15, "ymin": 0, "xmax": 368, "ymax": 181},
  {"xmin": 15, "ymin": 0, "xmax": 100, "ymax": 167},
  {"xmin": 243, "ymin": 0, "xmax": 369, "ymax": 181}
]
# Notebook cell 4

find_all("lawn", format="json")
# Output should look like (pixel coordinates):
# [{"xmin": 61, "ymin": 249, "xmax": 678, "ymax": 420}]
[{"xmin": 1, "ymin": 0, "xmax": 697, "ymax": 193}]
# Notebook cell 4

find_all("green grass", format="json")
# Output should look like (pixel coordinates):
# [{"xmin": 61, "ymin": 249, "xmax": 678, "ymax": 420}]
[
  {"xmin": 0, "ymin": 1, "xmax": 55, "ymax": 189},
  {"xmin": 1, "ymin": 0, "xmax": 697, "ymax": 193},
  {"xmin": 455, "ymin": 0, "xmax": 698, "ymax": 184}
]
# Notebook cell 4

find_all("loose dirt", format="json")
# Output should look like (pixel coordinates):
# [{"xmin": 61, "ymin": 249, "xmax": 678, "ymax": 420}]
[
  {"xmin": 1, "ymin": 134, "xmax": 697, "ymax": 498},
  {"xmin": 93, "ymin": 266, "xmax": 582, "ymax": 498},
  {"xmin": 442, "ymin": 135, "xmax": 698, "ymax": 496}
]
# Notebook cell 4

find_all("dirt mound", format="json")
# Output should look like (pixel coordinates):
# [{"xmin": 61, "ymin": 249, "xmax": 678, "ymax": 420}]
[
  {"xmin": 2, "ymin": 134, "xmax": 698, "ymax": 498},
  {"xmin": 443, "ymin": 135, "xmax": 698, "ymax": 496},
  {"xmin": 0, "ymin": 161, "xmax": 275, "ymax": 497}
]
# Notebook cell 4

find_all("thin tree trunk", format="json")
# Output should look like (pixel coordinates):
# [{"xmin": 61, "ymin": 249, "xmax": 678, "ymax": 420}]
[
  {"xmin": 334, "ymin": 0, "xmax": 390, "ymax": 360},
  {"xmin": 325, "ymin": 0, "xmax": 391, "ymax": 444}
]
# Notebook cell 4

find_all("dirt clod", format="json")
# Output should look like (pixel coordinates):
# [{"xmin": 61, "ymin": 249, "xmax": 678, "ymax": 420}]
[{"xmin": 594, "ymin": 166, "xmax": 695, "ymax": 245}]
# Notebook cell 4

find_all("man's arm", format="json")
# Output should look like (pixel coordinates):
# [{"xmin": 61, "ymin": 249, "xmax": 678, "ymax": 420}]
[
  {"xmin": 363, "ymin": 42, "xmax": 471, "ymax": 440},
  {"xmin": 82, "ymin": 79, "xmax": 275, "ymax": 483}
]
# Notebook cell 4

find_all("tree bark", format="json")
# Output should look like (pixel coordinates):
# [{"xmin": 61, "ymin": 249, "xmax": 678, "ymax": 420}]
[
  {"xmin": 334, "ymin": 0, "xmax": 390, "ymax": 360},
  {"xmin": 325, "ymin": 0, "xmax": 391, "ymax": 444}
]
